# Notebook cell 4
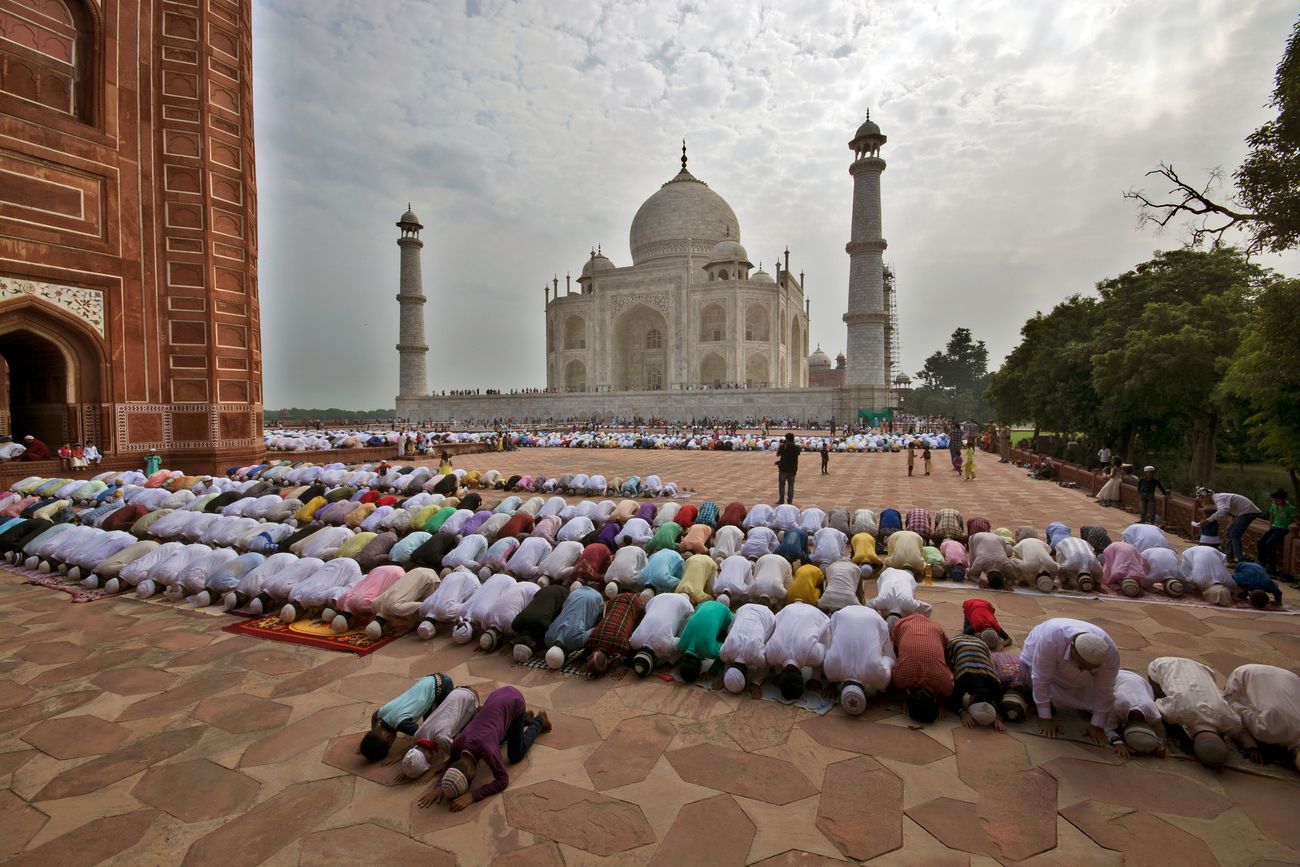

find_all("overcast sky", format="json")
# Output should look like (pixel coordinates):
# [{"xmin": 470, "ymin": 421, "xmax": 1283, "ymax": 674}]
[{"xmin": 252, "ymin": 0, "xmax": 1298, "ymax": 409}]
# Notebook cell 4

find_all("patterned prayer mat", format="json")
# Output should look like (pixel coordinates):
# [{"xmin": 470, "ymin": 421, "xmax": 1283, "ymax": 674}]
[
  {"xmin": 515, "ymin": 648, "xmax": 597, "ymax": 680},
  {"xmin": 128, "ymin": 593, "xmax": 227, "ymax": 617},
  {"xmin": 222, "ymin": 614, "xmax": 410, "ymax": 655},
  {"xmin": 925, "ymin": 579, "xmax": 1297, "ymax": 613},
  {"xmin": 4, "ymin": 565, "xmax": 116, "ymax": 603}
]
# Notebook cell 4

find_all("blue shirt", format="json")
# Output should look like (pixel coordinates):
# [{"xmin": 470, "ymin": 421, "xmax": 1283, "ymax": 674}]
[
  {"xmin": 376, "ymin": 673, "xmax": 452, "ymax": 734},
  {"xmin": 1233, "ymin": 562, "xmax": 1282, "ymax": 605},
  {"xmin": 639, "ymin": 549, "xmax": 685, "ymax": 593},
  {"xmin": 545, "ymin": 586, "xmax": 605, "ymax": 651}
]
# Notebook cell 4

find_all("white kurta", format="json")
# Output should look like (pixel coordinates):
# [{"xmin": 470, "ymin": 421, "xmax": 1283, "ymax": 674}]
[
  {"xmin": 1013, "ymin": 538, "xmax": 1059, "ymax": 584},
  {"xmin": 1180, "ymin": 546, "xmax": 1233, "ymax": 591},
  {"xmin": 713, "ymin": 555, "xmax": 755, "ymax": 599},
  {"xmin": 1224, "ymin": 664, "xmax": 1300, "ymax": 751},
  {"xmin": 1147, "ymin": 656, "xmax": 1241, "ymax": 735},
  {"xmin": 1020, "ymin": 618, "xmax": 1119, "ymax": 727},
  {"xmin": 740, "ymin": 527, "xmax": 779, "ymax": 559},
  {"xmin": 538, "ymin": 541, "xmax": 584, "ymax": 580},
  {"xmin": 411, "ymin": 686, "xmax": 480, "ymax": 753},
  {"xmin": 606, "ymin": 546, "xmax": 648, "ymax": 588},
  {"xmin": 719, "ymin": 604, "xmax": 776, "ymax": 677},
  {"xmin": 764, "ymin": 602, "xmax": 829, "ymax": 673},
  {"xmin": 1053, "ymin": 537, "xmax": 1100, "ymax": 582},
  {"xmin": 821, "ymin": 606, "xmax": 894, "ymax": 691},
  {"xmin": 1121, "ymin": 523, "xmax": 1174, "ymax": 554},
  {"xmin": 709, "ymin": 525, "xmax": 744, "ymax": 561},
  {"xmin": 628, "ymin": 592, "xmax": 694, "ymax": 658},
  {"xmin": 751, "ymin": 553, "xmax": 793, "ymax": 603},
  {"xmin": 810, "ymin": 528, "xmax": 849, "ymax": 566},
  {"xmin": 1106, "ymin": 669, "xmax": 1162, "ymax": 739},
  {"xmin": 1140, "ymin": 548, "xmax": 1181, "ymax": 585},
  {"xmin": 420, "ymin": 568, "xmax": 481, "ymax": 621},
  {"xmin": 462, "ymin": 573, "xmax": 516, "ymax": 627},
  {"xmin": 868, "ymin": 568, "xmax": 931, "ymax": 617}
]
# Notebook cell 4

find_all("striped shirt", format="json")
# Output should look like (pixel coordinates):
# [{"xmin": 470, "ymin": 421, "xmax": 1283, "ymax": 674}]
[
  {"xmin": 586, "ymin": 592, "xmax": 646, "ymax": 658},
  {"xmin": 905, "ymin": 508, "xmax": 932, "ymax": 538},
  {"xmin": 966, "ymin": 516, "xmax": 991, "ymax": 537},
  {"xmin": 948, "ymin": 634, "xmax": 1000, "ymax": 698}
]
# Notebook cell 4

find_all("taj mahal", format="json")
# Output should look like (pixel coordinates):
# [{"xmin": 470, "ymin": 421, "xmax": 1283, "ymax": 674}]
[{"xmin": 395, "ymin": 113, "xmax": 900, "ymax": 423}]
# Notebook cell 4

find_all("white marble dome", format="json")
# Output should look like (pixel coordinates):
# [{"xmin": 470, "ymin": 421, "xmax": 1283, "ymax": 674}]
[
  {"xmin": 706, "ymin": 238, "xmax": 749, "ymax": 265},
  {"xmin": 581, "ymin": 251, "xmax": 616, "ymax": 277},
  {"xmin": 809, "ymin": 345, "xmax": 831, "ymax": 369},
  {"xmin": 629, "ymin": 168, "xmax": 739, "ymax": 266},
  {"xmin": 750, "ymin": 267, "xmax": 775, "ymax": 284}
]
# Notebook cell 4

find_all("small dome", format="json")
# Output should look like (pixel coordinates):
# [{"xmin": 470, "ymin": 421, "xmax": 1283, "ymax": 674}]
[
  {"xmin": 835, "ymin": 351, "xmax": 846, "ymax": 368},
  {"xmin": 707, "ymin": 238, "xmax": 749, "ymax": 265},
  {"xmin": 750, "ymin": 267, "xmax": 775, "ymax": 284},
  {"xmin": 581, "ymin": 252, "xmax": 616, "ymax": 277},
  {"xmin": 854, "ymin": 117, "xmax": 881, "ymax": 140},
  {"xmin": 398, "ymin": 207, "xmax": 421, "ymax": 226},
  {"xmin": 893, "ymin": 373, "xmax": 912, "ymax": 385},
  {"xmin": 809, "ymin": 345, "xmax": 831, "ymax": 369}
]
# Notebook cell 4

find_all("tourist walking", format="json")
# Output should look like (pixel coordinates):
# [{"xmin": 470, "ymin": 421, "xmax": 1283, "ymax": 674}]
[
  {"xmin": 775, "ymin": 433, "xmax": 800, "ymax": 505},
  {"xmin": 963, "ymin": 441, "xmax": 977, "ymax": 481}
]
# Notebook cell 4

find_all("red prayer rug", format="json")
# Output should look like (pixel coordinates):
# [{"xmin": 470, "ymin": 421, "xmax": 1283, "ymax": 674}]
[
  {"xmin": 222, "ymin": 615, "xmax": 410, "ymax": 656},
  {"xmin": 4, "ymin": 565, "xmax": 117, "ymax": 603}
]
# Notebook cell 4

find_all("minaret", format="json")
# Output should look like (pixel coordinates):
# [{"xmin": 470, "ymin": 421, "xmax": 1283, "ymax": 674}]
[
  {"xmin": 842, "ymin": 111, "xmax": 888, "ymax": 387},
  {"xmin": 395, "ymin": 206, "xmax": 428, "ymax": 398}
]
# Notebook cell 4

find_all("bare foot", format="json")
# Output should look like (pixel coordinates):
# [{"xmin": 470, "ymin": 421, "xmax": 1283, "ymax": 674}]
[{"xmin": 537, "ymin": 711, "xmax": 552, "ymax": 734}]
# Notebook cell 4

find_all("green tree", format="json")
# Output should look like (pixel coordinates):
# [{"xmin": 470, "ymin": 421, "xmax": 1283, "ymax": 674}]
[
  {"xmin": 911, "ymin": 328, "xmax": 992, "ymax": 420},
  {"xmin": 1219, "ymin": 278, "xmax": 1300, "ymax": 498},
  {"xmin": 1126, "ymin": 18, "xmax": 1300, "ymax": 254},
  {"xmin": 1088, "ymin": 248, "xmax": 1267, "ymax": 481}
]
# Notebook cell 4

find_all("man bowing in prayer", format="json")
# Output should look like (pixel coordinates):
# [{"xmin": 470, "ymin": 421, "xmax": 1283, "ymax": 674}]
[{"xmin": 1020, "ymin": 618, "xmax": 1119, "ymax": 744}]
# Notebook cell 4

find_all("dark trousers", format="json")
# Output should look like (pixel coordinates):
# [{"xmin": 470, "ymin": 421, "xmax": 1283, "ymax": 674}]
[
  {"xmin": 1139, "ymin": 493, "xmax": 1157, "ymax": 524},
  {"xmin": 1226, "ymin": 512, "xmax": 1266, "ymax": 561},
  {"xmin": 506, "ymin": 712, "xmax": 544, "ymax": 764},
  {"xmin": 778, "ymin": 471, "xmax": 796, "ymax": 504},
  {"xmin": 820, "ymin": 455, "xmax": 828, "ymax": 474},
  {"xmin": 1258, "ymin": 527, "xmax": 1288, "ymax": 573}
]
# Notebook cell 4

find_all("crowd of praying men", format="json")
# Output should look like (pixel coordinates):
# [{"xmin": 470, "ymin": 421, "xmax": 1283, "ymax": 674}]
[
  {"xmin": 1, "ymin": 457, "xmax": 1297, "ymax": 797},
  {"xmin": 262, "ymin": 426, "xmax": 953, "ymax": 453}
]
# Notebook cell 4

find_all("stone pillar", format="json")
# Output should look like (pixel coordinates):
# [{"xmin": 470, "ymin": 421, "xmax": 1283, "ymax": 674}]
[
  {"xmin": 395, "ymin": 208, "xmax": 428, "ymax": 398},
  {"xmin": 842, "ymin": 113, "xmax": 889, "ymax": 387}
]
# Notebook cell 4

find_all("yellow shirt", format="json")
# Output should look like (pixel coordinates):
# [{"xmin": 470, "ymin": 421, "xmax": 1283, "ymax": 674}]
[
  {"xmin": 439, "ymin": 461, "xmax": 453, "ymax": 475},
  {"xmin": 676, "ymin": 554, "xmax": 718, "ymax": 604},
  {"xmin": 786, "ymin": 564, "xmax": 825, "ymax": 605},
  {"xmin": 851, "ymin": 533, "xmax": 883, "ymax": 566}
]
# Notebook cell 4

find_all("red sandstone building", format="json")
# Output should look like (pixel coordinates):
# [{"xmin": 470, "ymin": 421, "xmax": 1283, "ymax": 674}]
[{"xmin": 0, "ymin": 0, "xmax": 262, "ymax": 472}]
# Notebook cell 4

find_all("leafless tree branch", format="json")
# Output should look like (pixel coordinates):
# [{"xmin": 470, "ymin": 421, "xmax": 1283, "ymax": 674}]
[{"xmin": 1123, "ymin": 163, "xmax": 1261, "ymax": 251}]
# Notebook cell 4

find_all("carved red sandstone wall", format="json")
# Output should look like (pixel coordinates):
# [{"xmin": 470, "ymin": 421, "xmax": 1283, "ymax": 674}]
[{"xmin": 0, "ymin": 0, "xmax": 262, "ymax": 465}]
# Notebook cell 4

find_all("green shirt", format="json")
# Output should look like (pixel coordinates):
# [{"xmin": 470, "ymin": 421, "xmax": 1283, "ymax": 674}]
[
  {"xmin": 144, "ymin": 454, "xmax": 162, "ymax": 475},
  {"xmin": 1270, "ymin": 501, "xmax": 1298, "ymax": 529},
  {"xmin": 676, "ymin": 600, "xmax": 733, "ymax": 660}
]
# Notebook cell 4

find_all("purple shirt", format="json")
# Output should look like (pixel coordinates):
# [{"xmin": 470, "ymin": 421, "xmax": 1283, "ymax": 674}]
[
  {"xmin": 448, "ymin": 686, "xmax": 525, "ymax": 801},
  {"xmin": 461, "ymin": 511, "xmax": 493, "ymax": 535},
  {"xmin": 635, "ymin": 503, "xmax": 657, "ymax": 523},
  {"xmin": 596, "ymin": 522, "xmax": 620, "ymax": 549}
]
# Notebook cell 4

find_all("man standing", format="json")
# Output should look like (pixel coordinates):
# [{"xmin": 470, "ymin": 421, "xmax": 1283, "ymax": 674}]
[
  {"xmin": 1097, "ymin": 445, "xmax": 1111, "ymax": 470},
  {"xmin": 144, "ymin": 448, "xmax": 162, "ymax": 475},
  {"xmin": 1020, "ymin": 618, "xmax": 1119, "ymax": 744},
  {"xmin": 1195, "ymin": 487, "xmax": 1265, "ymax": 564},
  {"xmin": 1136, "ymin": 466, "xmax": 1169, "ymax": 525},
  {"xmin": 775, "ymin": 433, "xmax": 800, "ymax": 505},
  {"xmin": 820, "ymin": 440, "xmax": 829, "ymax": 475}
]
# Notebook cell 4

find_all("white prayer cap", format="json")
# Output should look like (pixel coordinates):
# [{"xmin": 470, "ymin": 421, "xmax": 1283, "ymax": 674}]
[
  {"xmin": 605, "ymin": 581, "xmax": 618, "ymax": 599},
  {"xmin": 280, "ymin": 603, "xmax": 298, "ymax": 623},
  {"xmin": 1073, "ymin": 632, "xmax": 1109, "ymax": 666},
  {"xmin": 1193, "ymin": 731, "xmax": 1229, "ymax": 767},
  {"xmin": 1164, "ymin": 578, "xmax": 1185, "ymax": 598},
  {"xmin": 1036, "ymin": 574, "xmax": 1055, "ymax": 593},
  {"xmin": 1120, "ymin": 578, "xmax": 1141, "ymax": 597},
  {"xmin": 722, "ymin": 666, "xmax": 747, "ymax": 694},
  {"xmin": 639, "ymin": 588, "xmax": 654, "ymax": 602},
  {"xmin": 364, "ymin": 620, "xmax": 383, "ymax": 641},
  {"xmin": 512, "ymin": 643, "xmax": 533, "ymax": 663},
  {"xmin": 35, "ymin": 559, "xmax": 50, "ymax": 573},
  {"xmin": 331, "ymin": 614, "xmax": 350, "ymax": 634},
  {"xmin": 968, "ymin": 701, "xmax": 997, "ymax": 726},
  {"xmin": 536, "ymin": 576, "xmax": 549, "ymax": 587},
  {"xmin": 840, "ymin": 683, "xmax": 867, "ymax": 716},
  {"xmin": 716, "ymin": 593, "xmax": 730, "ymax": 609},
  {"xmin": 1203, "ymin": 584, "xmax": 1233, "ymax": 606},
  {"xmin": 1123, "ymin": 722, "xmax": 1160, "ymax": 754},
  {"xmin": 417, "ymin": 619, "xmax": 437, "ymax": 640},
  {"xmin": 1143, "ymin": 466, "xmax": 1155, "ymax": 473},
  {"xmin": 545, "ymin": 646, "xmax": 565, "ymax": 669},
  {"xmin": 451, "ymin": 620, "xmax": 474, "ymax": 644},
  {"xmin": 402, "ymin": 747, "xmax": 432, "ymax": 779},
  {"xmin": 978, "ymin": 629, "xmax": 1000, "ymax": 650}
]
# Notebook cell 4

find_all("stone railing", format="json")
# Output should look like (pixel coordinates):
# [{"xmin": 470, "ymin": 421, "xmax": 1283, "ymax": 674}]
[{"xmin": 1006, "ymin": 448, "xmax": 1290, "ymax": 567}]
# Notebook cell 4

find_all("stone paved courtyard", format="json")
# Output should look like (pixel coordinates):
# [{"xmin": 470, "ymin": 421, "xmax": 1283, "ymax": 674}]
[{"xmin": 1, "ymin": 450, "xmax": 1297, "ymax": 865}]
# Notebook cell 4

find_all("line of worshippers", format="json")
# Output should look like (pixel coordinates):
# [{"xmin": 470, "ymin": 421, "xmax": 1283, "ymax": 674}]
[{"xmin": 4, "ymin": 463, "xmax": 1297, "ymax": 777}]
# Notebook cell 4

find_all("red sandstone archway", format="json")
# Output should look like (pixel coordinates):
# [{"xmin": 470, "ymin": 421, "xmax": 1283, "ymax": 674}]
[{"xmin": 0, "ymin": 300, "xmax": 107, "ymax": 449}]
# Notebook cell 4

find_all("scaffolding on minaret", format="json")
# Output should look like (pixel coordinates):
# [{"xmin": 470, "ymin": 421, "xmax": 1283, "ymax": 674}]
[{"xmin": 884, "ymin": 263, "xmax": 900, "ymax": 383}]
